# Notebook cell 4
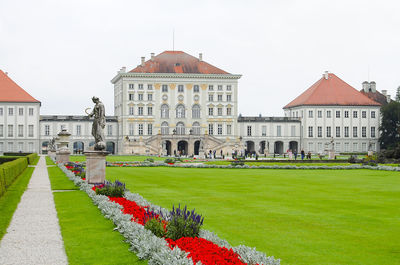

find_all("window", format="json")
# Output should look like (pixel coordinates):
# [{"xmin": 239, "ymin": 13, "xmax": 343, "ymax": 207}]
[
  {"xmin": 291, "ymin": 125, "xmax": 296, "ymax": 137},
  {"xmin": 371, "ymin": 127, "xmax": 376, "ymax": 138},
  {"xmin": 247, "ymin": 126, "xmax": 252, "ymax": 136},
  {"xmin": 371, "ymin": 111, "xmax": 376, "ymax": 118},
  {"xmin": 138, "ymin": 94, "xmax": 144, "ymax": 101},
  {"xmin": 8, "ymin": 125, "xmax": 13, "ymax": 137},
  {"xmin": 308, "ymin": 142, "xmax": 314, "ymax": 152},
  {"xmin": 19, "ymin": 108, "xmax": 23, "ymax": 116},
  {"xmin": 107, "ymin": 125, "xmax": 113, "ymax": 136},
  {"xmin": 318, "ymin": 142, "xmax": 323, "ymax": 152},
  {"xmin": 362, "ymin": 127, "xmax": 366, "ymax": 137},
  {"xmin": 326, "ymin": 126, "xmax": 331, "ymax": 137},
  {"xmin": 208, "ymin": 85, "xmax": 214, "ymax": 91},
  {"xmin": 217, "ymin": 95, "xmax": 222, "ymax": 102},
  {"xmin": 208, "ymin": 124, "xmax": 214, "ymax": 135},
  {"xmin": 217, "ymin": 107, "xmax": 222, "ymax": 116},
  {"xmin": 129, "ymin": 84, "xmax": 134, "ymax": 89},
  {"xmin": 138, "ymin": 107, "xmax": 143, "ymax": 115},
  {"xmin": 308, "ymin": 110, "xmax": 313, "ymax": 118},
  {"xmin": 129, "ymin": 123, "xmax": 134, "ymax": 136},
  {"xmin": 362, "ymin": 142, "xmax": 367, "ymax": 152},
  {"xmin": 147, "ymin": 107, "xmax": 153, "ymax": 116},
  {"xmin": 147, "ymin": 94, "xmax": 153, "ymax": 101},
  {"xmin": 193, "ymin": 85, "xmax": 199, "ymax": 93},
  {"xmin": 192, "ymin": 122, "xmax": 200, "ymax": 135},
  {"xmin": 336, "ymin": 126, "xmax": 340, "ymax": 137},
  {"xmin": 208, "ymin": 108, "xmax": 214, "ymax": 116},
  {"xmin": 192, "ymin": 105, "xmax": 201, "ymax": 118},
  {"xmin": 317, "ymin": 126, "xmax": 322, "ymax": 137},
  {"xmin": 76, "ymin": 125, "xmax": 81, "ymax": 136},
  {"xmin": 0, "ymin": 108, "xmax": 3, "ymax": 116},
  {"xmin": 129, "ymin": 106, "xmax": 134, "ymax": 115},
  {"xmin": 8, "ymin": 108, "xmax": 13, "ymax": 116},
  {"xmin": 28, "ymin": 142, "xmax": 33, "ymax": 152},
  {"xmin": 161, "ymin": 104, "xmax": 169, "ymax": 118},
  {"xmin": 277, "ymin": 125, "xmax": 281, "ymax": 137},
  {"xmin": 0, "ymin": 142, "xmax": 3, "ymax": 152},
  {"xmin": 336, "ymin": 111, "xmax": 340, "ymax": 118},
  {"xmin": 138, "ymin": 124, "xmax": 143, "ymax": 135},
  {"xmin": 138, "ymin": 84, "xmax": 144, "ymax": 90},
  {"xmin": 335, "ymin": 142, "xmax": 341, "ymax": 152},
  {"xmin": 162, "ymin": 85, "xmax": 168, "ymax": 92},
  {"xmin": 262, "ymin": 125, "xmax": 267, "ymax": 136},
  {"xmin": 362, "ymin": 111, "xmax": 366, "ymax": 118},
  {"xmin": 129, "ymin": 93, "xmax": 134, "ymax": 101},
  {"xmin": 176, "ymin": 122, "xmax": 185, "ymax": 135},
  {"xmin": 344, "ymin": 111, "xmax": 349, "ymax": 118},
  {"xmin": 227, "ymin": 85, "xmax": 232, "ymax": 91},
  {"xmin": 353, "ymin": 111, "xmax": 358, "ymax": 118},
  {"xmin": 353, "ymin": 142, "xmax": 358, "ymax": 152},
  {"xmin": 178, "ymin": 85, "xmax": 184, "ymax": 92},
  {"xmin": 344, "ymin": 126, "xmax": 349, "ymax": 137},
  {"xmin": 327, "ymin": 110, "xmax": 331, "ymax": 118},
  {"xmin": 353, "ymin": 126, "xmax": 358, "ymax": 137},
  {"xmin": 308, "ymin": 126, "xmax": 313, "ymax": 137},
  {"xmin": 208, "ymin": 94, "xmax": 213, "ymax": 102},
  {"xmin": 0, "ymin": 125, "xmax": 4, "ymax": 137},
  {"xmin": 161, "ymin": 122, "xmax": 169, "ymax": 135},
  {"xmin": 218, "ymin": 85, "xmax": 223, "ymax": 91},
  {"xmin": 28, "ymin": 125, "xmax": 34, "ymax": 137},
  {"xmin": 226, "ymin": 107, "xmax": 232, "ymax": 116},
  {"xmin": 29, "ymin": 108, "xmax": 34, "ymax": 116},
  {"xmin": 226, "ymin": 95, "xmax": 232, "ymax": 102},
  {"xmin": 226, "ymin": 124, "xmax": 232, "ymax": 135},
  {"xmin": 317, "ymin": 110, "xmax": 322, "ymax": 118},
  {"xmin": 344, "ymin": 142, "xmax": 350, "ymax": 152},
  {"xmin": 176, "ymin": 105, "xmax": 185, "ymax": 118},
  {"xmin": 18, "ymin": 125, "xmax": 24, "ymax": 137},
  {"xmin": 147, "ymin": 84, "xmax": 153, "ymax": 90},
  {"xmin": 45, "ymin": 125, "xmax": 50, "ymax": 136},
  {"xmin": 8, "ymin": 142, "xmax": 13, "ymax": 152},
  {"xmin": 61, "ymin": 125, "xmax": 66, "ymax": 131},
  {"xmin": 218, "ymin": 124, "xmax": 223, "ymax": 135}
]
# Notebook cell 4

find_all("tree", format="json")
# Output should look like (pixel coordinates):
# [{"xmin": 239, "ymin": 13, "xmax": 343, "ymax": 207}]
[
  {"xmin": 396, "ymin": 86, "xmax": 400, "ymax": 102},
  {"xmin": 379, "ymin": 101, "xmax": 400, "ymax": 149}
]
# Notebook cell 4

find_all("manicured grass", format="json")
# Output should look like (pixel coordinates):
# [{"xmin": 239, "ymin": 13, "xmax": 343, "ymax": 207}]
[
  {"xmin": 106, "ymin": 167, "xmax": 400, "ymax": 265},
  {"xmin": 54, "ymin": 191, "xmax": 147, "ymax": 265},
  {"xmin": 0, "ymin": 167, "xmax": 34, "ymax": 240},
  {"xmin": 31, "ymin": 156, "xmax": 40, "ymax": 165},
  {"xmin": 70, "ymin": 155, "xmax": 168, "ymax": 162},
  {"xmin": 46, "ymin": 156, "xmax": 55, "ymax": 165},
  {"xmin": 205, "ymin": 161, "xmax": 352, "ymax": 166},
  {"xmin": 47, "ymin": 166, "xmax": 78, "ymax": 190}
]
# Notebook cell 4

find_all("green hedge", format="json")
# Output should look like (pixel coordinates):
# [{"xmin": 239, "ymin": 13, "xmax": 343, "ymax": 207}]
[
  {"xmin": 0, "ymin": 158, "xmax": 29, "ymax": 198},
  {"xmin": 0, "ymin": 156, "xmax": 19, "ymax": 165},
  {"xmin": 1, "ymin": 153, "xmax": 38, "ymax": 165}
]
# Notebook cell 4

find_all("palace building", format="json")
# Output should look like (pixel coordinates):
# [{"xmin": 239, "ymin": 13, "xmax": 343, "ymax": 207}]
[{"xmin": 0, "ymin": 51, "xmax": 390, "ymax": 155}]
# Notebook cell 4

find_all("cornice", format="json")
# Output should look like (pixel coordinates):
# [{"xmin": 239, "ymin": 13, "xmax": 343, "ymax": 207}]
[{"xmin": 111, "ymin": 72, "xmax": 242, "ymax": 84}]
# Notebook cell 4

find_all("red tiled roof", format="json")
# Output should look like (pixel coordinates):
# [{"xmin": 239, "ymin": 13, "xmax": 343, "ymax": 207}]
[
  {"xmin": 130, "ymin": 51, "xmax": 229, "ymax": 74},
  {"xmin": 0, "ymin": 70, "xmax": 40, "ymax": 103},
  {"xmin": 283, "ymin": 73, "xmax": 381, "ymax": 109},
  {"xmin": 360, "ymin": 90, "xmax": 389, "ymax": 105}
]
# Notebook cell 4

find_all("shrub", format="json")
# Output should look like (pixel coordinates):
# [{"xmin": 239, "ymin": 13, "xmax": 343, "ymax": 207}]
[
  {"xmin": 95, "ymin": 180, "xmax": 126, "ymax": 197},
  {"xmin": 348, "ymin": 155, "xmax": 357, "ymax": 163},
  {"xmin": 165, "ymin": 204, "xmax": 204, "ymax": 240},
  {"xmin": 164, "ymin": 158, "xmax": 175, "ymax": 164},
  {"xmin": 0, "ymin": 157, "xmax": 28, "ymax": 198},
  {"xmin": 145, "ymin": 158, "xmax": 154, "ymax": 163},
  {"xmin": 145, "ymin": 217, "xmax": 166, "ymax": 238}
]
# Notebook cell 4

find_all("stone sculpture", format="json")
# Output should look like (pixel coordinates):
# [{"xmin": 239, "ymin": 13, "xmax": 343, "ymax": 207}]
[{"xmin": 88, "ymin": 96, "xmax": 106, "ymax": 150}]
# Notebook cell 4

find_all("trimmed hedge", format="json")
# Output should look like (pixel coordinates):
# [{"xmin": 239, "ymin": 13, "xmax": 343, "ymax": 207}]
[
  {"xmin": 1, "ymin": 153, "xmax": 38, "ymax": 165},
  {"xmin": 0, "ymin": 157, "xmax": 29, "ymax": 198},
  {"xmin": 0, "ymin": 156, "xmax": 19, "ymax": 165}
]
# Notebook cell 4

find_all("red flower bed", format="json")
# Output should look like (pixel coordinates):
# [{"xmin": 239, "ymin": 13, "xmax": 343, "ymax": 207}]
[{"xmin": 109, "ymin": 197, "xmax": 150, "ymax": 225}]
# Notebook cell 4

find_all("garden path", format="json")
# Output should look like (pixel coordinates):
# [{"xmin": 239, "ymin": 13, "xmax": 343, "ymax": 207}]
[{"xmin": 0, "ymin": 156, "xmax": 68, "ymax": 265}]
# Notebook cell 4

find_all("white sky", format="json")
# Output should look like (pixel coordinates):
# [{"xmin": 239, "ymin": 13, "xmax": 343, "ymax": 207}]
[{"xmin": 1, "ymin": 0, "xmax": 399, "ymax": 116}]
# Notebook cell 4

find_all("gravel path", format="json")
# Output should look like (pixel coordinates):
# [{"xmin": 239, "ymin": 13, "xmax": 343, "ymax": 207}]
[{"xmin": 0, "ymin": 156, "xmax": 68, "ymax": 265}]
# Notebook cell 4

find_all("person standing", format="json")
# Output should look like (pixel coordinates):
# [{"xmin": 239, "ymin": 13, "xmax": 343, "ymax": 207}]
[{"xmin": 301, "ymin": 149, "xmax": 305, "ymax": 160}]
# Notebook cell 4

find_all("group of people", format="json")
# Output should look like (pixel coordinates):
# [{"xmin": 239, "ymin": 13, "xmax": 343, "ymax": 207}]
[{"xmin": 286, "ymin": 149, "xmax": 312, "ymax": 160}]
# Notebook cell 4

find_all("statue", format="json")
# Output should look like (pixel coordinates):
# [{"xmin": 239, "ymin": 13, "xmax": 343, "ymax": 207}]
[
  {"xmin": 48, "ymin": 137, "xmax": 56, "ymax": 151},
  {"xmin": 88, "ymin": 96, "xmax": 106, "ymax": 151}
]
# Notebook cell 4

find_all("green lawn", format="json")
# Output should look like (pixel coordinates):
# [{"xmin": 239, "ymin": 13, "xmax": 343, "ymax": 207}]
[
  {"xmin": 70, "ymin": 155, "xmax": 168, "ymax": 162},
  {"xmin": 205, "ymin": 161, "xmax": 352, "ymax": 166},
  {"xmin": 46, "ymin": 156, "xmax": 55, "ymax": 165},
  {"xmin": 106, "ymin": 167, "xmax": 400, "ymax": 265},
  {"xmin": 0, "ymin": 167, "xmax": 34, "ymax": 240},
  {"xmin": 48, "ymin": 165, "xmax": 146, "ymax": 264}
]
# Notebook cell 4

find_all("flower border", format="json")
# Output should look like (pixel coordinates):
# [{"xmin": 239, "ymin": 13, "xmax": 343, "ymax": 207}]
[{"xmin": 57, "ymin": 162, "xmax": 280, "ymax": 265}]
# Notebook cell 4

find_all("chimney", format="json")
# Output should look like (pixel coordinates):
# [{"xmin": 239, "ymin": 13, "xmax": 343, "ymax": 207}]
[
  {"xmin": 199, "ymin": 53, "xmax": 203, "ymax": 62},
  {"xmin": 381, "ymin": 90, "xmax": 387, "ymax": 96},
  {"xmin": 362, "ymin": 81, "xmax": 369, "ymax": 92},
  {"xmin": 323, "ymin": 71, "xmax": 329, "ymax": 80},
  {"xmin": 386, "ymin": 94, "xmax": 391, "ymax": 103},
  {"xmin": 151, "ymin": 53, "xmax": 155, "ymax": 61},
  {"xmin": 4, "ymin": 72, "xmax": 8, "ymax": 75},
  {"xmin": 370, "ymin": 81, "xmax": 376, "ymax": 93},
  {"xmin": 119, "ymin": 66, "xmax": 126, "ymax": 74},
  {"xmin": 141, "ymin": 57, "xmax": 145, "ymax": 66}
]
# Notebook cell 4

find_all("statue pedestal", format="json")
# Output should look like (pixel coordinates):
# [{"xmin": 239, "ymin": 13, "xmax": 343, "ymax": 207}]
[
  {"xmin": 56, "ymin": 149, "xmax": 70, "ymax": 164},
  {"xmin": 328, "ymin": 150, "xmax": 335, "ymax": 160},
  {"xmin": 368, "ymin": 150, "xmax": 374, "ymax": 156},
  {"xmin": 84, "ymin": 151, "xmax": 109, "ymax": 184},
  {"xmin": 48, "ymin": 150, "xmax": 56, "ymax": 160}
]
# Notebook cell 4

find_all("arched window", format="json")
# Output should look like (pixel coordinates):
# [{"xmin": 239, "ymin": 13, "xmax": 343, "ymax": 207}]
[
  {"xmin": 176, "ymin": 122, "xmax": 185, "ymax": 135},
  {"xmin": 161, "ymin": 104, "xmax": 169, "ymax": 118},
  {"xmin": 192, "ymin": 104, "xmax": 201, "ymax": 118},
  {"xmin": 192, "ymin": 122, "xmax": 200, "ymax": 135},
  {"xmin": 161, "ymin": 122, "xmax": 169, "ymax": 135},
  {"xmin": 176, "ymin": 104, "xmax": 185, "ymax": 118}
]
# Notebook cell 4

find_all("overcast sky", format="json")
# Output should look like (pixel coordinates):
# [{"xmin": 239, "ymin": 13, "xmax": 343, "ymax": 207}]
[{"xmin": 1, "ymin": 0, "xmax": 399, "ymax": 116}]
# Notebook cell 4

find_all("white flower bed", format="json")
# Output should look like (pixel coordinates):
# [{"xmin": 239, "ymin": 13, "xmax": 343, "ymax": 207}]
[{"xmin": 58, "ymin": 163, "xmax": 280, "ymax": 265}]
